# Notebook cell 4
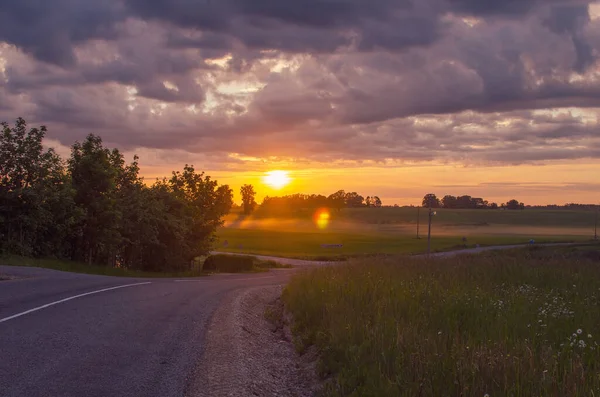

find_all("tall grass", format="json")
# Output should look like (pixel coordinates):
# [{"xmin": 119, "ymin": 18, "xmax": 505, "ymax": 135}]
[{"xmin": 283, "ymin": 246, "xmax": 600, "ymax": 396}]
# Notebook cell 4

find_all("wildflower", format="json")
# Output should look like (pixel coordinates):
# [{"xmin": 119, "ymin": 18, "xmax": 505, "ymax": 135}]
[
  {"xmin": 484, "ymin": 394, "xmax": 490, "ymax": 397},
  {"xmin": 577, "ymin": 329, "xmax": 583, "ymax": 335},
  {"xmin": 589, "ymin": 334, "xmax": 593, "ymax": 339},
  {"xmin": 579, "ymin": 340, "xmax": 587, "ymax": 348},
  {"xmin": 438, "ymin": 331, "xmax": 442, "ymax": 335}
]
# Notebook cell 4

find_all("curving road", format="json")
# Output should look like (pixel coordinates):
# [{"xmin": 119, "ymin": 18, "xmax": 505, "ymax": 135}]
[
  {"xmin": 0, "ymin": 243, "xmax": 578, "ymax": 396},
  {"xmin": 0, "ymin": 265, "xmax": 299, "ymax": 397}
]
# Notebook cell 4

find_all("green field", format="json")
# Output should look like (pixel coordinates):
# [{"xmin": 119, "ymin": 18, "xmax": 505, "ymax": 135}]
[
  {"xmin": 283, "ymin": 245, "xmax": 600, "ymax": 396},
  {"xmin": 217, "ymin": 207, "xmax": 596, "ymax": 258}
]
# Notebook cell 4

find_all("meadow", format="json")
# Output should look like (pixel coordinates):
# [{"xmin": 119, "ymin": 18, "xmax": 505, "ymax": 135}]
[
  {"xmin": 283, "ymin": 245, "xmax": 600, "ymax": 396},
  {"xmin": 216, "ymin": 207, "xmax": 597, "ymax": 258}
]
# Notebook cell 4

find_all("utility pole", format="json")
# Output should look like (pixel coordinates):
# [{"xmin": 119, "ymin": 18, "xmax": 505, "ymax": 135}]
[
  {"xmin": 595, "ymin": 204, "xmax": 598, "ymax": 241},
  {"xmin": 427, "ymin": 207, "xmax": 435, "ymax": 256},
  {"xmin": 416, "ymin": 207, "xmax": 420, "ymax": 239}
]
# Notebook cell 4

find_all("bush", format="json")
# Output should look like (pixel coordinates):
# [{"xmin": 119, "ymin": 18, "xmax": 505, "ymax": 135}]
[{"xmin": 202, "ymin": 254, "xmax": 255, "ymax": 273}]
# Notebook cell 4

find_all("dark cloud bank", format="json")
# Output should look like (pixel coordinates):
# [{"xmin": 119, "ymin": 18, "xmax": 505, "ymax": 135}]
[{"xmin": 0, "ymin": 0, "xmax": 599, "ymax": 165}]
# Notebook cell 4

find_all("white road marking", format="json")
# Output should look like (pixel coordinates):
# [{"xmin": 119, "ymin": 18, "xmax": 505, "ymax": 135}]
[
  {"xmin": 0, "ymin": 282, "xmax": 152, "ymax": 324},
  {"xmin": 174, "ymin": 276, "xmax": 274, "ymax": 282}
]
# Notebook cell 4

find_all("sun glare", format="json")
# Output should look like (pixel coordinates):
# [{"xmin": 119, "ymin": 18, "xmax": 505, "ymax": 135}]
[{"xmin": 263, "ymin": 170, "xmax": 291, "ymax": 189}]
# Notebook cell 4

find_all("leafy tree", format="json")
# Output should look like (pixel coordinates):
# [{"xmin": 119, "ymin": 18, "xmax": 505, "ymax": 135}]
[
  {"xmin": 442, "ymin": 195, "xmax": 457, "ymax": 208},
  {"xmin": 240, "ymin": 184, "xmax": 257, "ymax": 215},
  {"xmin": 0, "ymin": 118, "xmax": 234, "ymax": 273},
  {"xmin": 422, "ymin": 193, "xmax": 440, "ymax": 208},
  {"xmin": 373, "ymin": 196, "xmax": 382, "ymax": 208},
  {"xmin": 166, "ymin": 165, "xmax": 233, "ymax": 268},
  {"xmin": 68, "ymin": 135, "xmax": 122, "ymax": 265},
  {"xmin": 0, "ymin": 118, "xmax": 77, "ymax": 256},
  {"xmin": 345, "ymin": 192, "xmax": 365, "ymax": 208},
  {"xmin": 506, "ymin": 199, "xmax": 525, "ymax": 210},
  {"xmin": 327, "ymin": 190, "xmax": 346, "ymax": 211}
]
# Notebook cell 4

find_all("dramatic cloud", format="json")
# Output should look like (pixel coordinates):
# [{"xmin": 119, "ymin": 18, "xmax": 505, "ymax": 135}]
[{"xmin": 0, "ymin": 0, "xmax": 600, "ymax": 169}]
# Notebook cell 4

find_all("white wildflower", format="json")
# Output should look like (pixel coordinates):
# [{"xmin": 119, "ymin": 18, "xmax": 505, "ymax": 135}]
[{"xmin": 577, "ymin": 329, "xmax": 583, "ymax": 335}]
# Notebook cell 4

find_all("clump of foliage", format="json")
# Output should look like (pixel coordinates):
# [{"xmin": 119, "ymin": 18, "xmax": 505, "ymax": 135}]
[
  {"xmin": 203, "ymin": 254, "xmax": 255, "ymax": 272},
  {"xmin": 0, "ymin": 118, "xmax": 233, "ymax": 272},
  {"xmin": 284, "ymin": 246, "xmax": 600, "ymax": 396},
  {"xmin": 203, "ymin": 254, "xmax": 290, "ymax": 273}
]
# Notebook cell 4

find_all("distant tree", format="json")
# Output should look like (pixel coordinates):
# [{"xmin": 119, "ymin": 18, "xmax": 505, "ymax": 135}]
[
  {"xmin": 506, "ymin": 199, "xmax": 524, "ymax": 210},
  {"xmin": 373, "ymin": 196, "xmax": 382, "ymax": 208},
  {"xmin": 442, "ymin": 195, "xmax": 457, "ymax": 208},
  {"xmin": 489, "ymin": 202, "xmax": 499, "ymax": 209},
  {"xmin": 422, "ymin": 193, "xmax": 440, "ymax": 208},
  {"xmin": 472, "ymin": 197, "xmax": 487, "ymax": 209},
  {"xmin": 240, "ymin": 184, "xmax": 257, "ymax": 215},
  {"xmin": 327, "ymin": 190, "xmax": 346, "ymax": 211},
  {"xmin": 345, "ymin": 192, "xmax": 365, "ymax": 208}
]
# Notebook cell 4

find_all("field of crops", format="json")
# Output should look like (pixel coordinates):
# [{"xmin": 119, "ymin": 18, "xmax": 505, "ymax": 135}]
[{"xmin": 217, "ymin": 207, "xmax": 596, "ymax": 258}]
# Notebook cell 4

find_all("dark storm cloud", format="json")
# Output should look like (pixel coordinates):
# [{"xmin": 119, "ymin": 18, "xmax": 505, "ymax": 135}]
[
  {"xmin": 1, "ymin": 0, "xmax": 600, "ymax": 166},
  {"xmin": 542, "ymin": 3, "xmax": 595, "ymax": 71},
  {"xmin": 0, "ymin": 0, "xmax": 125, "ymax": 67}
]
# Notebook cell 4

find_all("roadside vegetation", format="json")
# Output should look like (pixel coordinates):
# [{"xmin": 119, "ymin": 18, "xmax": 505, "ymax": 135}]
[
  {"xmin": 203, "ymin": 253, "xmax": 291, "ymax": 273},
  {"xmin": 0, "ymin": 253, "xmax": 289, "ymax": 278},
  {"xmin": 0, "ymin": 118, "xmax": 233, "ymax": 273},
  {"xmin": 1, "ymin": 255, "xmax": 207, "ymax": 278},
  {"xmin": 284, "ymin": 245, "xmax": 600, "ymax": 396}
]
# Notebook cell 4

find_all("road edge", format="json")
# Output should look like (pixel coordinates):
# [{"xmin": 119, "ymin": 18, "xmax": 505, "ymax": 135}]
[{"xmin": 186, "ymin": 285, "xmax": 320, "ymax": 397}]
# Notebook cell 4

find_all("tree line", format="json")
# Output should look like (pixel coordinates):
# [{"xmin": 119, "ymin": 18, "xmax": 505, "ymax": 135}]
[
  {"xmin": 239, "ymin": 188, "xmax": 382, "ymax": 215},
  {"xmin": 0, "ymin": 118, "xmax": 233, "ymax": 272},
  {"xmin": 422, "ymin": 193, "xmax": 525, "ymax": 210}
]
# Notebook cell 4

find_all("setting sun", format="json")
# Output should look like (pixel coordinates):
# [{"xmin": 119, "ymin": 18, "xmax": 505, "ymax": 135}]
[{"xmin": 262, "ymin": 170, "xmax": 291, "ymax": 189}]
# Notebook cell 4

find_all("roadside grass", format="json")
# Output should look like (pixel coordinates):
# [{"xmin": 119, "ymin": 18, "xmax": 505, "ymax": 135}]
[
  {"xmin": 283, "ymin": 245, "xmax": 600, "ymax": 396},
  {"xmin": 203, "ymin": 253, "xmax": 292, "ymax": 273},
  {"xmin": 0, "ymin": 255, "xmax": 207, "ymax": 278},
  {"xmin": 0, "ymin": 253, "xmax": 290, "ymax": 277},
  {"xmin": 217, "ymin": 227, "xmax": 585, "ymax": 259}
]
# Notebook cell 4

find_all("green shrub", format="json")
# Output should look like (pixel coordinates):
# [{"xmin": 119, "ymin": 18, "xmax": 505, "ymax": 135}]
[{"xmin": 203, "ymin": 254, "xmax": 255, "ymax": 272}]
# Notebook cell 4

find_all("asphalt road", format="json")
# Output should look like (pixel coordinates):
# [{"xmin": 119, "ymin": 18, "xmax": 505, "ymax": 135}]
[
  {"xmin": 0, "ymin": 266, "xmax": 299, "ymax": 397},
  {"xmin": 0, "ymin": 243, "xmax": 578, "ymax": 397}
]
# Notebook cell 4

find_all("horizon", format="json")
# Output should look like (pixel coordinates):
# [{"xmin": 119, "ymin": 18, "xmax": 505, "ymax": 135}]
[{"xmin": 2, "ymin": 1, "xmax": 600, "ymax": 206}]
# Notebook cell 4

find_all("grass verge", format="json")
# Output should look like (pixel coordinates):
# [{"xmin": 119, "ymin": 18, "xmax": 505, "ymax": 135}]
[
  {"xmin": 283, "ymin": 244, "xmax": 600, "ymax": 396},
  {"xmin": 203, "ymin": 253, "xmax": 292, "ymax": 273},
  {"xmin": 0, "ymin": 255, "xmax": 207, "ymax": 278}
]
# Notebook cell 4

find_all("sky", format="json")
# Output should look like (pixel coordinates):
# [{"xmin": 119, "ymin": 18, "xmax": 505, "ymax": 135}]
[{"xmin": 1, "ymin": 0, "xmax": 600, "ymax": 206}]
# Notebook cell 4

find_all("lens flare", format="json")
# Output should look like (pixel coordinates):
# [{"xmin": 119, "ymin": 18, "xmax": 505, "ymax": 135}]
[{"xmin": 314, "ymin": 210, "xmax": 330, "ymax": 229}]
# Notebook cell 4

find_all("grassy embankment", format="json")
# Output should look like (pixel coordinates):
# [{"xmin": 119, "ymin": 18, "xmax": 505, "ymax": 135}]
[
  {"xmin": 217, "ymin": 207, "xmax": 596, "ymax": 259},
  {"xmin": 0, "ymin": 253, "xmax": 289, "ymax": 277},
  {"xmin": 284, "ymin": 245, "xmax": 600, "ymax": 396}
]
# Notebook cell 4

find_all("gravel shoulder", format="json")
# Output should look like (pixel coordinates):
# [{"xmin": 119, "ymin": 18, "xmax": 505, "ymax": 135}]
[{"xmin": 187, "ymin": 285, "xmax": 319, "ymax": 397}]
